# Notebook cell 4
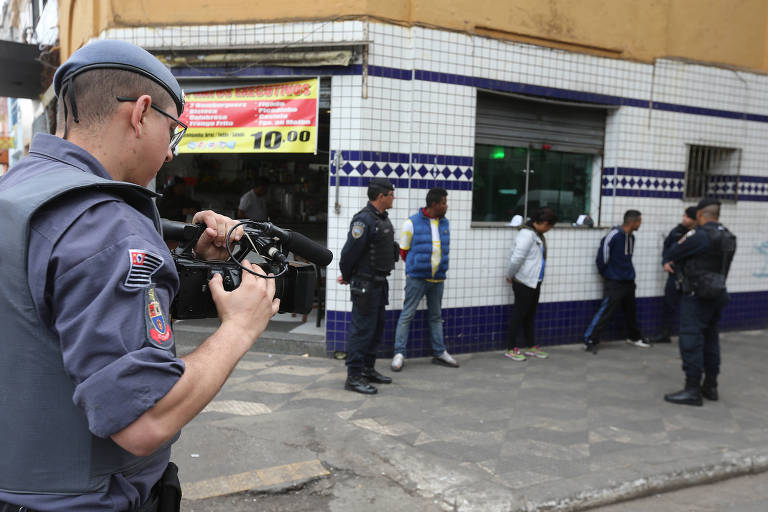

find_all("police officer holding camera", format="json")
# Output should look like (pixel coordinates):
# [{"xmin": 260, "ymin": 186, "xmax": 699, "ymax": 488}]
[
  {"xmin": 662, "ymin": 198, "xmax": 736, "ymax": 406},
  {"xmin": 337, "ymin": 178, "xmax": 399, "ymax": 394},
  {"xmin": 0, "ymin": 41, "xmax": 279, "ymax": 511}
]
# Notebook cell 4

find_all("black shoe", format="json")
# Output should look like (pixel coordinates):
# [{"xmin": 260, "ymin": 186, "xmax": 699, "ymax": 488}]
[
  {"xmin": 664, "ymin": 388, "xmax": 703, "ymax": 406},
  {"xmin": 702, "ymin": 375, "xmax": 718, "ymax": 401},
  {"xmin": 362, "ymin": 368, "xmax": 392, "ymax": 384},
  {"xmin": 701, "ymin": 386, "xmax": 719, "ymax": 401},
  {"xmin": 344, "ymin": 375, "xmax": 378, "ymax": 395},
  {"xmin": 649, "ymin": 334, "xmax": 671, "ymax": 344},
  {"xmin": 584, "ymin": 340, "xmax": 598, "ymax": 355}
]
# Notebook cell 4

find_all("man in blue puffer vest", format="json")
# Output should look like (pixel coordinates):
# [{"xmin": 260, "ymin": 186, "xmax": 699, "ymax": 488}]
[{"xmin": 391, "ymin": 188, "xmax": 459, "ymax": 371}]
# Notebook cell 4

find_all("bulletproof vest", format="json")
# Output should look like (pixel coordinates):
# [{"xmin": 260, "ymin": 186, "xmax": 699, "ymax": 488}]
[
  {"xmin": 0, "ymin": 167, "xmax": 167, "ymax": 494},
  {"xmin": 358, "ymin": 207, "xmax": 396, "ymax": 275},
  {"xmin": 681, "ymin": 222, "xmax": 737, "ymax": 282}
]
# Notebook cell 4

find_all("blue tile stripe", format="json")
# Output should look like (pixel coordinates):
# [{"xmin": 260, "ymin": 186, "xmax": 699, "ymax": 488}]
[
  {"xmin": 173, "ymin": 65, "xmax": 768, "ymax": 124},
  {"xmin": 600, "ymin": 167, "xmax": 683, "ymax": 199},
  {"xmin": 329, "ymin": 150, "xmax": 474, "ymax": 190},
  {"xmin": 325, "ymin": 290, "xmax": 768, "ymax": 358},
  {"xmin": 601, "ymin": 167, "xmax": 768, "ymax": 202}
]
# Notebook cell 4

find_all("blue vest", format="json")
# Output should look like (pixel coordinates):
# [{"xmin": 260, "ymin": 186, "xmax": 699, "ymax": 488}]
[
  {"xmin": 0, "ymin": 167, "xmax": 168, "ymax": 494},
  {"xmin": 405, "ymin": 211, "xmax": 450, "ymax": 280}
]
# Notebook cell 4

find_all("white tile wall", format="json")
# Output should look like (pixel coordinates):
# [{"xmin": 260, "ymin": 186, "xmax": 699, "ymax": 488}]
[{"xmin": 102, "ymin": 21, "xmax": 768, "ymax": 315}]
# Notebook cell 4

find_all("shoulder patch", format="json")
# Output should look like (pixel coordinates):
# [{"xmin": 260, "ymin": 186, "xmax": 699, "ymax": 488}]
[
  {"xmin": 144, "ymin": 286, "xmax": 174, "ymax": 350},
  {"xmin": 678, "ymin": 229, "xmax": 696, "ymax": 244},
  {"xmin": 351, "ymin": 221, "xmax": 366, "ymax": 239},
  {"xmin": 126, "ymin": 249, "xmax": 164, "ymax": 288}
]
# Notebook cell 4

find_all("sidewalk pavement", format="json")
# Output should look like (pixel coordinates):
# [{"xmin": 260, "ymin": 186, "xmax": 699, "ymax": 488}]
[{"xmin": 173, "ymin": 329, "xmax": 768, "ymax": 511}]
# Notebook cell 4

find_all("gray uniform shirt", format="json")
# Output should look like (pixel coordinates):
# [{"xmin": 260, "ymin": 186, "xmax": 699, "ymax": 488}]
[{"xmin": 0, "ymin": 134, "xmax": 185, "ymax": 511}]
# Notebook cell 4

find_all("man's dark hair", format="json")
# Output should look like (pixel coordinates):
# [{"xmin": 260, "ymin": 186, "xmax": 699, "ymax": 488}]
[
  {"xmin": 425, "ymin": 187, "xmax": 447, "ymax": 208},
  {"xmin": 531, "ymin": 207, "xmax": 558, "ymax": 225},
  {"xmin": 367, "ymin": 182, "xmax": 392, "ymax": 201},
  {"xmin": 623, "ymin": 209, "xmax": 642, "ymax": 224},
  {"xmin": 56, "ymin": 69, "xmax": 173, "ymax": 133}
]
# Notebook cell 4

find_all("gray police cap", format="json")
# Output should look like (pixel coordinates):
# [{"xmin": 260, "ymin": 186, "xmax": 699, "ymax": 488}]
[
  {"xmin": 54, "ymin": 40, "xmax": 185, "ymax": 115},
  {"xmin": 368, "ymin": 177, "xmax": 394, "ymax": 191}
]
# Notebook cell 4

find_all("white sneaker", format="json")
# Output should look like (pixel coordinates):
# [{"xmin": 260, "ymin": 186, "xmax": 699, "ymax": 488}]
[
  {"xmin": 626, "ymin": 338, "xmax": 651, "ymax": 348},
  {"xmin": 391, "ymin": 353, "xmax": 404, "ymax": 372},
  {"xmin": 432, "ymin": 351, "xmax": 460, "ymax": 368}
]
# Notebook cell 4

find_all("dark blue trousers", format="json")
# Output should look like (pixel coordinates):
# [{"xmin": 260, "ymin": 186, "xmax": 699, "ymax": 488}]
[
  {"xmin": 678, "ymin": 293, "xmax": 729, "ymax": 380},
  {"xmin": 346, "ymin": 282, "xmax": 388, "ymax": 377},
  {"xmin": 659, "ymin": 274, "xmax": 681, "ymax": 336}
]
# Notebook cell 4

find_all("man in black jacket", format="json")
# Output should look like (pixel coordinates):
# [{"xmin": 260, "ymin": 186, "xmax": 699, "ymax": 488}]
[{"xmin": 649, "ymin": 206, "xmax": 698, "ymax": 343}]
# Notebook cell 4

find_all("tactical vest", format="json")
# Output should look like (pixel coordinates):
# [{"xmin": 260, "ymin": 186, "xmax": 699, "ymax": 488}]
[
  {"xmin": 681, "ymin": 222, "xmax": 736, "ymax": 298},
  {"xmin": 356, "ymin": 207, "xmax": 396, "ymax": 277},
  {"xmin": 0, "ymin": 167, "xmax": 168, "ymax": 494}
]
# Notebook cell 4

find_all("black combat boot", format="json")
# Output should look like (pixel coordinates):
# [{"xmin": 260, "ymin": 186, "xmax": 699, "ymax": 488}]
[
  {"xmin": 664, "ymin": 376, "xmax": 703, "ymax": 406},
  {"xmin": 701, "ymin": 374, "xmax": 718, "ymax": 401},
  {"xmin": 362, "ymin": 367, "xmax": 392, "ymax": 384},
  {"xmin": 344, "ymin": 375, "xmax": 378, "ymax": 395}
]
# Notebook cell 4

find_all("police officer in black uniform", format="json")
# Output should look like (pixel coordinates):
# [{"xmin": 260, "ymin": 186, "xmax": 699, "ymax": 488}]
[
  {"xmin": 662, "ymin": 198, "xmax": 736, "ymax": 406},
  {"xmin": 337, "ymin": 178, "xmax": 399, "ymax": 394},
  {"xmin": 649, "ymin": 206, "xmax": 698, "ymax": 343}
]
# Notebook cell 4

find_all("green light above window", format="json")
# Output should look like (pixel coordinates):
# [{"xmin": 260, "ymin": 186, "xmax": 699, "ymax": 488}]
[{"xmin": 491, "ymin": 147, "xmax": 505, "ymax": 159}]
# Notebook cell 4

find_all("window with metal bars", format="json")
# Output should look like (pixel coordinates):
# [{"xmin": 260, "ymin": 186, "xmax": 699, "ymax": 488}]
[{"xmin": 685, "ymin": 145, "xmax": 741, "ymax": 201}]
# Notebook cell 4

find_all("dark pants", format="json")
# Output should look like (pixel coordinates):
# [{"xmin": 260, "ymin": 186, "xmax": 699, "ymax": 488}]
[
  {"xmin": 346, "ymin": 281, "xmax": 388, "ymax": 377},
  {"xmin": 584, "ymin": 279, "xmax": 642, "ymax": 342},
  {"xmin": 658, "ymin": 274, "xmax": 681, "ymax": 336},
  {"xmin": 678, "ymin": 293, "xmax": 729, "ymax": 381},
  {"xmin": 508, "ymin": 281, "xmax": 541, "ymax": 350}
]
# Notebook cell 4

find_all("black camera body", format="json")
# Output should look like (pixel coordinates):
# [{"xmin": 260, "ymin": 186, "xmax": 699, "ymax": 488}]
[{"xmin": 162, "ymin": 220, "xmax": 320, "ymax": 319}]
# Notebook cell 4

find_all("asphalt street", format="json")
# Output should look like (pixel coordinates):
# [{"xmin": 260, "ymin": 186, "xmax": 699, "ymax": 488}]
[{"xmin": 172, "ymin": 327, "xmax": 768, "ymax": 511}]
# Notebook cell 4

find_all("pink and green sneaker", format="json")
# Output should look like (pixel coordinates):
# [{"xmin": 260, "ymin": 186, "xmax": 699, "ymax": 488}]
[
  {"xmin": 523, "ymin": 346, "xmax": 549, "ymax": 359},
  {"xmin": 504, "ymin": 348, "xmax": 527, "ymax": 361}
]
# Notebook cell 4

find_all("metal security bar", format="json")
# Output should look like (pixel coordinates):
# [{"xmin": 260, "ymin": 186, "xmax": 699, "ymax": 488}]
[{"xmin": 685, "ymin": 145, "xmax": 740, "ymax": 201}]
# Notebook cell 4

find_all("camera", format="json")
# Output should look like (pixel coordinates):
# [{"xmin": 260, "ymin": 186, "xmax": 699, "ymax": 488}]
[{"xmin": 162, "ymin": 219, "xmax": 333, "ymax": 319}]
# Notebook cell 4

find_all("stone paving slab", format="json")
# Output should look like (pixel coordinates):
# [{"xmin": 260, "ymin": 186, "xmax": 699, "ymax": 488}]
[{"xmin": 173, "ymin": 330, "xmax": 768, "ymax": 511}]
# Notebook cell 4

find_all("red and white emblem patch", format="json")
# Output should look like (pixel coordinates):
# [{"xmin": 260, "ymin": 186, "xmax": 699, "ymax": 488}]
[{"xmin": 144, "ymin": 286, "xmax": 174, "ymax": 350}]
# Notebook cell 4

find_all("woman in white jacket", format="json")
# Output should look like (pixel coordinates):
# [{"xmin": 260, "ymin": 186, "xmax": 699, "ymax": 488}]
[{"xmin": 505, "ymin": 207, "xmax": 557, "ymax": 361}]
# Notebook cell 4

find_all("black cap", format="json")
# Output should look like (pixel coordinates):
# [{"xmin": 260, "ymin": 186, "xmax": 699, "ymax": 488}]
[
  {"xmin": 54, "ymin": 40, "xmax": 185, "ymax": 115},
  {"xmin": 368, "ymin": 177, "xmax": 394, "ymax": 191},
  {"xmin": 684, "ymin": 206, "xmax": 698, "ymax": 220},
  {"xmin": 696, "ymin": 197, "xmax": 721, "ymax": 210}
]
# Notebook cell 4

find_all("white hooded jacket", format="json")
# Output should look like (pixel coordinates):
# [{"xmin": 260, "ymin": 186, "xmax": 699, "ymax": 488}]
[{"xmin": 506, "ymin": 225, "xmax": 546, "ymax": 289}]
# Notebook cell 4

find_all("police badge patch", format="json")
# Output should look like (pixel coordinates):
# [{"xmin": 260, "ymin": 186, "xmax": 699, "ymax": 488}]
[
  {"xmin": 144, "ymin": 286, "xmax": 174, "ymax": 350},
  {"xmin": 351, "ymin": 221, "xmax": 366, "ymax": 239}
]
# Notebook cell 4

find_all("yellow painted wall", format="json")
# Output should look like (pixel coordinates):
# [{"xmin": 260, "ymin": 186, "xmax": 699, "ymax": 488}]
[{"xmin": 60, "ymin": 0, "xmax": 768, "ymax": 72}]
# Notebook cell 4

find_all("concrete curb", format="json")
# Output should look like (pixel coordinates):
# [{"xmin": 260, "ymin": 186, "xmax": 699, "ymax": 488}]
[{"xmin": 527, "ymin": 450, "xmax": 768, "ymax": 511}]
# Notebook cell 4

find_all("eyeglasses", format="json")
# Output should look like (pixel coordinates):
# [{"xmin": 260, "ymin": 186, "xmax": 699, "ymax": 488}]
[{"xmin": 116, "ymin": 96, "xmax": 188, "ymax": 151}]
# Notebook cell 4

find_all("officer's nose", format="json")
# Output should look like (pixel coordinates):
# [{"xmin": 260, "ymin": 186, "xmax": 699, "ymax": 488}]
[{"xmin": 165, "ymin": 147, "xmax": 174, "ymax": 163}]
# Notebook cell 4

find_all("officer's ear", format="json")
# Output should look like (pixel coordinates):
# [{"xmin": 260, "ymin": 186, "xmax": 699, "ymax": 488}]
[{"xmin": 128, "ymin": 95, "xmax": 153, "ymax": 137}]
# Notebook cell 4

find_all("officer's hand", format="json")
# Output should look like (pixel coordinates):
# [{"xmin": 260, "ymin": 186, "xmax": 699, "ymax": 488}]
[
  {"xmin": 209, "ymin": 260, "xmax": 280, "ymax": 342},
  {"xmin": 337, "ymin": 275, "xmax": 348, "ymax": 285},
  {"xmin": 505, "ymin": 277, "xmax": 512, "ymax": 284},
  {"xmin": 663, "ymin": 262, "xmax": 675, "ymax": 273},
  {"xmin": 192, "ymin": 210, "xmax": 244, "ymax": 260}
]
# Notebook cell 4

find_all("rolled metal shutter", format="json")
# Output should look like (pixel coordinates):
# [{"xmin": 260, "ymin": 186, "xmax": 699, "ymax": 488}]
[{"xmin": 475, "ymin": 91, "xmax": 608, "ymax": 154}]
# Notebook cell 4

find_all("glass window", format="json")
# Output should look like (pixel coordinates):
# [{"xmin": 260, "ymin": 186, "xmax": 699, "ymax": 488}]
[{"xmin": 472, "ymin": 144, "xmax": 592, "ymax": 223}]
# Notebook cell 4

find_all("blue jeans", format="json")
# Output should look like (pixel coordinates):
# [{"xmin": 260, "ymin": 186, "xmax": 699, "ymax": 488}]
[{"xmin": 394, "ymin": 276, "xmax": 446, "ymax": 357}]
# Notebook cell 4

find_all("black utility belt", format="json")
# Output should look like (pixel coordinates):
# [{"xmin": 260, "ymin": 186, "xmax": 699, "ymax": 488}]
[
  {"xmin": 0, "ymin": 500, "xmax": 39, "ymax": 512},
  {"xmin": 353, "ymin": 274, "xmax": 388, "ymax": 283}
]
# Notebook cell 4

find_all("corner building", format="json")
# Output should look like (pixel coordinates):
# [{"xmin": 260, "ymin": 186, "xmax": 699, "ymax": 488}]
[{"xmin": 60, "ymin": 1, "xmax": 768, "ymax": 357}]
